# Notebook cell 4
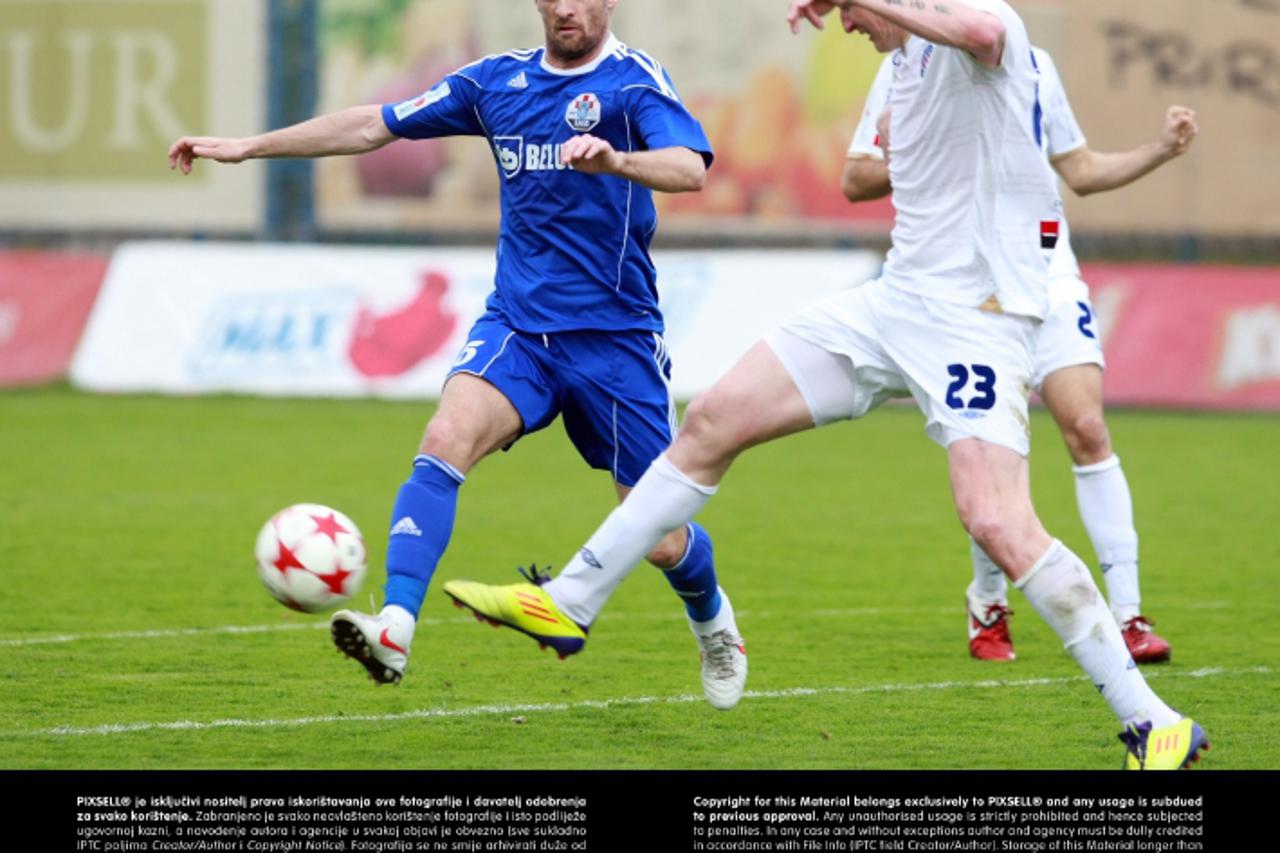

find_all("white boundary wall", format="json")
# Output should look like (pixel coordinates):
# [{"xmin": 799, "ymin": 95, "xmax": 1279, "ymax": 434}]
[{"xmin": 71, "ymin": 242, "xmax": 881, "ymax": 400}]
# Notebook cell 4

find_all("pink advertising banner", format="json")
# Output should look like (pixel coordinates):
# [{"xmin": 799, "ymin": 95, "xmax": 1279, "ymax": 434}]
[
  {"xmin": 0, "ymin": 251, "xmax": 108, "ymax": 386},
  {"xmin": 1084, "ymin": 264, "xmax": 1280, "ymax": 410}
]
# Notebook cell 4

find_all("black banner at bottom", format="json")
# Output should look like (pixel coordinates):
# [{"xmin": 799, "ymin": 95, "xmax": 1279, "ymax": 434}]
[{"xmin": 17, "ymin": 769, "xmax": 1270, "ymax": 852}]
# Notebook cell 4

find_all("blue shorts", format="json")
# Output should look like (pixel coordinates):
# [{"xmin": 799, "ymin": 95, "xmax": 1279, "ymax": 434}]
[{"xmin": 446, "ymin": 313, "xmax": 678, "ymax": 487}]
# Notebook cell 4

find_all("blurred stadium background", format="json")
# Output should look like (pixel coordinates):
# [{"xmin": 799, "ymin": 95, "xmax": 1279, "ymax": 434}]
[
  {"xmin": 2, "ymin": 0, "xmax": 1278, "ymax": 769},
  {"xmin": 5, "ymin": 0, "xmax": 1280, "ymax": 398}
]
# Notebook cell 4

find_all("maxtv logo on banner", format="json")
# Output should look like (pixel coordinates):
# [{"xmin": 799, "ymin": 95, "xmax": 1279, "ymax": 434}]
[
  {"xmin": 70, "ymin": 243, "xmax": 497, "ymax": 397},
  {"xmin": 189, "ymin": 289, "xmax": 357, "ymax": 380}
]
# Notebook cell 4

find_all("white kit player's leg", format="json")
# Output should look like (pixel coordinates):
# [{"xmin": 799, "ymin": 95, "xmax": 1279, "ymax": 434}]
[
  {"xmin": 546, "ymin": 340, "xmax": 818, "ymax": 626},
  {"xmin": 1040, "ymin": 364, "xmax": 1138, "ymax": 613},
  {"xmin": 1015, "ymin": 540, "xmax": 1179, "ymax": 727},
  {"xmin": 969, "ymin": 538, "xmax": 1008, "ymax": 601},
  {"xmin": 545, "ymin": 454, "xmax": 718, "ymax": 627},
  {"xmin": 948, "ymin": 439, "xmax": 1179, "ymax": 729},
  {"xmin": 1073, "ymin": 455, "xmax": 1140, "ymax": 617},
  {"xmin": 546, "ymin": 282, "xmax": 907, "ymax": 630},
  {"xmin": 967, "ymin": 538, "xmax": 1015, "ymax": 661},
  {"xmin": 1042, "ymin": 362, "xmax": 1171, "ymax": 663}
]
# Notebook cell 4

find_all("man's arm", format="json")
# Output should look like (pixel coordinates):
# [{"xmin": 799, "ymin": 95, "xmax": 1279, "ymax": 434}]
[
  {"xmin": 844, "ymin": 107, "xmax": 893, "ymax": 201},
  {"xmin": 1052, "ymin": 106, "xmax": 1198, "ymax": 197},
  {"xmin": 842, "ymin": 157, "xmax": 891, "ymax": 202},
  {"xmin": 560, "ymin": 135, "xmax": 706, "ymax": 193},
  {"xmin": 789, "ymin": 0, "xmax": 1006, "ymax": 68},
  {"xmin": 169, "ymin": 105, "xmax": 395, "ymax": 174}
]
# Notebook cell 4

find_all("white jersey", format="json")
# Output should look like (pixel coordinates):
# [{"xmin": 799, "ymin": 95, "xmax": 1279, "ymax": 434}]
[
  {"xmin": 851, "ymin": 43, "xmax": 1085, "ymax": 285},
  {"xmin": 878, "ymin": 0, "xmax": 1060, "ymax": 320},
  {"xmin": 1033, "ymin": 47, "xmax": 1085, "ymax": 281}
]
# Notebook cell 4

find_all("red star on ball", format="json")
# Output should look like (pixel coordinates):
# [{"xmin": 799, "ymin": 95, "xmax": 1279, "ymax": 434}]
[
  {"xmin": 310, "ymin": 511, "xmax": 349, "ymax": 545},
  {"xmin": 272, "ymin": 540, "xmax": 306, "ymax": 575},
  {"xmin": 314, "ymin": 566, "xmax": 353, "ymax": 595}
]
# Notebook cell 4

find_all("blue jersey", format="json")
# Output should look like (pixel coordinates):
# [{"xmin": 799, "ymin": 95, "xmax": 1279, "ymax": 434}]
[{"xmin": 383, "ymin": 34, "xmax": 713, "ymax": 335}]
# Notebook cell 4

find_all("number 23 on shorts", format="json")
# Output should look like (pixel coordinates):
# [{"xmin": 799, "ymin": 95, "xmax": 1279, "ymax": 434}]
[{"xmin": 945, "ymin": 363, "xmax": 997, "ymax": 411}]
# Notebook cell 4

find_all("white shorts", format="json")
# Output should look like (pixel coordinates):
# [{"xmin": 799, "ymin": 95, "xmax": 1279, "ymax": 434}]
[
  {"xmin": 1032, "ymin": 276, "xmax": 1105, "ymax": 390},
  {"xmin": 767, "ymin": 279, "xmax": 1037, "ymax": 456}
]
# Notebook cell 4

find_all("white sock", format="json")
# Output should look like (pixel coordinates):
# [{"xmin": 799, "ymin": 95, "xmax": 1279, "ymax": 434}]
[
  {"xmin": 1074, "ymin": 455, "xmax": 1141, "ymax": 622},
  {"xmin": 1016, "ymin": 540, "xmax": 1178, "ymax": 728},
  {"xmin": 690, "ymin": 587, "xmax": 737, "ymax": 636},
  {"xmin": 545, "ymin": 455, "xmax": 717, "ymax": 627},
  {"xmin": 969, "ymin": 537, "xmax": 1008, "ymax": 601}
]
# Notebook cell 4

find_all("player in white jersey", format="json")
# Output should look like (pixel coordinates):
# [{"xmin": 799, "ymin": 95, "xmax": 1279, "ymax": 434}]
[
  {"xmin": 843, "ymin": 48, "xmax": 1198, "ymax": 664},
  {"xmin": 446, "ymin": 0, "xmax": 1209, "ymax": 769}
]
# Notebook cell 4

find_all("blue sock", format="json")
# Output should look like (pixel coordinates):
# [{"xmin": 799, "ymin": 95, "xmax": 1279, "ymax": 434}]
[
  {"xmin": 662, "ymin": 522, "xmax": 722, "ymax": 622},
  {"xmin": 383, "ymin": 455, "xmax": 465, "ymax": 618}
]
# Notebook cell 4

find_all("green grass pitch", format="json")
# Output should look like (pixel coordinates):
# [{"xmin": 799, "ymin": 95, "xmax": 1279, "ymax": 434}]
[{"xmin": 1, "ymin": 386, "xmax": 1276, "ymax": 769}]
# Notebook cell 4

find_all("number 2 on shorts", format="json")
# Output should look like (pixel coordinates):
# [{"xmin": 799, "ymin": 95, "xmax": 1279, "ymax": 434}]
[{"xmin": 1076, "ymin": 301, "xmax": 1097, "ymax": 340}]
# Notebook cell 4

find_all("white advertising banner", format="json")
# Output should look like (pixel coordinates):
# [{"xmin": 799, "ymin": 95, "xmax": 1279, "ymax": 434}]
[{"xmin": 71, "ymin": 242, "xmax": 881, "ymax": 399}]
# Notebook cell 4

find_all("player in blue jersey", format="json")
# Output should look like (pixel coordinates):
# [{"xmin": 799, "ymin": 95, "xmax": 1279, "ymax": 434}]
[{"xmin": 168, "ymin": 0, "xmax": 748, "ymax": 709}]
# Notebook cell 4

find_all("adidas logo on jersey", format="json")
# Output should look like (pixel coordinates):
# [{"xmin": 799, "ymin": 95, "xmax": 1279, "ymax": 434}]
[
  {"xmin": 390, "ymin": 517, "xmax": 423, "ymax": 537},
  {"xmin": 507, "ymin": 71, "xmax": 528, "ymax": 90}
]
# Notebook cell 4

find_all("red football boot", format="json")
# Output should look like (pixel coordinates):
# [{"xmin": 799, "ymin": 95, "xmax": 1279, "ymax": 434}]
[
  {"xmin": 967, "ymin": 589, "xmax": 1016, "ymax": 661},
  {"xmin": 1121, "ymin": 615, "xmax": 1172, "ymax": 663}
]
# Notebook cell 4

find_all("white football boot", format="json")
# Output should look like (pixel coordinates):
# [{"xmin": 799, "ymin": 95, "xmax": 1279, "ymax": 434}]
[
  {"xmin": 688, "ymin": 588, "xmax": 748, "ymax": 710},
  {"xmin": 330, "ymin": 606, "xmax": 414, "ymax": 685}
]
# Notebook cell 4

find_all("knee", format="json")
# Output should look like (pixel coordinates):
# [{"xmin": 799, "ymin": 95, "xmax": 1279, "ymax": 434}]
[
  {"xmin": 680, "ymin": 388, "xmax": 747, "ymax": 465},
  {"xmin": 681, "ymin": 391, "xmax": 719, "ymax": 442},
  {"xmin": 645, "ymin": 529, "xmax": 688, "ymax": 570},
  {"xmin": 1062, "ymin": 411, "xmax": 1111, "ymax": 464},
  {"xmin": 421, "ymin": 413, "xmax": 487, "ymax": 470},
  {"xmin": 957, "ymin": 501, "xmax": 1014, "ymax": 561}
]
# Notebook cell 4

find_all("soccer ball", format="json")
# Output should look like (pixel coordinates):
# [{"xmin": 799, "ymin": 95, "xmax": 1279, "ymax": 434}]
[{"xmin": 254, "ymin": 504, "xmax": 367, "ymax": 613}]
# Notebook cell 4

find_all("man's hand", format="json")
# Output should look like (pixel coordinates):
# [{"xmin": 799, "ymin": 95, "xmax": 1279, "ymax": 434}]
[
  {"xmin": 787, "ymin": 0, "xmax": 844, "ymax": 34},
  {"xmin": 168, "ymin": 136, "xmax": 253, "ymax": 174},
  {"xmin": 1160, "ymin": 106, "xmax": 1198, "ymax": 158},
  {"xmin": 560, "ymin": 134, "xmax": 626, "ymax": 175},
  {"xmin": 1052, "ymin": 104, "xmax": 1201, "ymax": 196}
]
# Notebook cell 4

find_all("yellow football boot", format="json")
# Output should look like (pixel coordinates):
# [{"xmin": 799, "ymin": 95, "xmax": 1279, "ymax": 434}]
[
  {"xmin": 444, "ymin": 567, "xmax": 587, "ymax": 659},
  {"xmin": 1120, "ymin": 718, "xmax": 1209, "ymax": 770}
]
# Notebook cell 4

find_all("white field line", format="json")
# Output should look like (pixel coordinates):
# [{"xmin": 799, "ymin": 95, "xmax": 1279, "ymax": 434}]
[
  {"xmin": 22, "ymin": 666, "xmax": 1270, "ymax": 738},
  {"xmin": 0, "ymin": 600, "xmax": 1232, "ymax": 648},
  {"xmin": 0, "ymin": 609, "xmax": 947, "ymax": 647}
]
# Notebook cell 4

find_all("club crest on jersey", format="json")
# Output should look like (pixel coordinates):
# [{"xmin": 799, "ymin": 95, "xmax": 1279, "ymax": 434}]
[
  {"xmin": 565, "ymin": 93, "xmax": 601, "ymax": 132},
  {"xmin": 921, "ymin": 44, "xmax": 935, "ymax": 78},
  {"xmin": 494, "ymin": 136, "xmax": 524, "ymax": 179}
]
